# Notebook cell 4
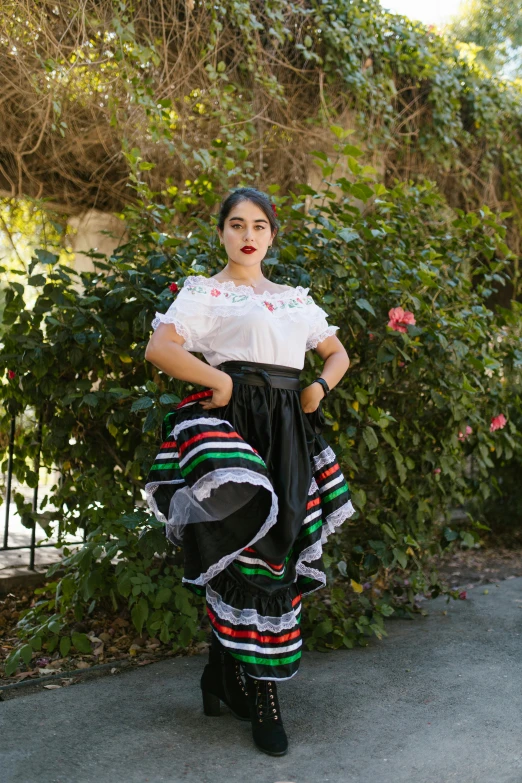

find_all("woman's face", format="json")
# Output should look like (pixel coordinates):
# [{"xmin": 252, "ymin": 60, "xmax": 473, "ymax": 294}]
[{"xmin": 217, "ymin": 199, "xmax": 276, "ymax": 268}]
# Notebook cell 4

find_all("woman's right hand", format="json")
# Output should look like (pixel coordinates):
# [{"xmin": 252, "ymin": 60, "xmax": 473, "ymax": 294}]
[{"xmin": 199, "ymin": 372, "xmax": 234, "ymax": 410}]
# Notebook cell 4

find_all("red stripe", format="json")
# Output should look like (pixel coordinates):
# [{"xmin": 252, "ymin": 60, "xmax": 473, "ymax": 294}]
[
  {"xmin": 179, "ymin": 429, "xmax": 242, "ymax": 456},
  {"xmin": 291, "ymin": 594, "xmax": 301, "ymax": 607},
  {"xmin": 160, "ymin": 440, "xmax": 177, "ymax": 449},
  {"xmin": 306, "ymin": 496, "xmax": 321, "ymax": 510},
  {"xmin": 176, "ymin": 390, "xmax": 213, "ymax": 409},
  {"xmin": 207, "ymin": 608, "xmax": 300, "ymax": 643},
  {"xmin": 318, "ymin": 464, "xmax": 339, "ymax": 481}
]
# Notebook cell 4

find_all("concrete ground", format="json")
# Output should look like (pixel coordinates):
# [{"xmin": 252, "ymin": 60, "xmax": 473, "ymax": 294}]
[{"xmin": 1, "ymin": 577, "xmax": 521, "ymax": 783}]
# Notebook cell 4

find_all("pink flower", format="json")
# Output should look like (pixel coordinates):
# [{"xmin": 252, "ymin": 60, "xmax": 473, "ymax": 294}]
[
  {"xmin": 458, "ymin": 425, "xmax": 473, "ymax": 442},
  {"xmin": 210, "ymin": 288, "xmax": 222, "ymax": 297},
  {"xmin": 169, "ymin": 282, "xmax": 179, "ymax": 293},
  {"xmin": 264, "ymin": 301, "xmax": 274, "ymax": 312},
  {"xmin": 433, "ymin": 468, "xmax": 441, "ymax": 474},
  {"xmin": 368, "ymin": 332, "xmax": 375, "ymax": 341},
  {"xmin": 271, "ymin": 203, "xmax": 278, "ymax": 218},
  {"xmin": 490, "ymin": 414, "xmax": 507, "ymax": 432},
  {"xmin": 459, "ymin": 591, "xmax": 467, "ymax": 600},
  {"xmin": 388, "ymin": 306, "xmax": 416, "ymax": 334},
  {"xmin": 398, "ymin": 360, "xmax": 405, "ymax": 367},
  {"xmin": 7, "ymin": 370, "xmax": 16, "ymax": 379}
]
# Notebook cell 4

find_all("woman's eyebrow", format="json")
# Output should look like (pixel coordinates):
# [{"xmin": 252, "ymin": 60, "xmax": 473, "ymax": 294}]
[{"xmin": 228, "ymin": 216, "xmax": 268, "ymax": 223}]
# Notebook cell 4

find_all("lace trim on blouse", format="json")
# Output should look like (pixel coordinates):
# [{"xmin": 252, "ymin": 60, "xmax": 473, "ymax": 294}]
[{"xmin": 181, "ymin": 275, "xmax": 313, "ymax": 317}]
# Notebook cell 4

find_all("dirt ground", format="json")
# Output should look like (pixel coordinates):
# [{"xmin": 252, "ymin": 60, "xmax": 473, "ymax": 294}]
[{"xmin": 432, "ymin": 545, "xmax": 522, "ymax": 587}]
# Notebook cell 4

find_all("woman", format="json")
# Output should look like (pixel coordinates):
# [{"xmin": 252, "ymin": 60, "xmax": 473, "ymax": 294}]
[{"xmin": 144, "ymin": 187, "xmax": 355, "ymax": 756}]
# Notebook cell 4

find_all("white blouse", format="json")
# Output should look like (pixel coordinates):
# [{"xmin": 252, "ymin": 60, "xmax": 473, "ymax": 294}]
[{"xmin": 151, "ymin": 275, "xmax": 339, "ymax": 370}]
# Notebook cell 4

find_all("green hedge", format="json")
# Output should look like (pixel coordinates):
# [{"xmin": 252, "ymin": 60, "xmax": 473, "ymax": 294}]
[{"xmin": 1, "ymin": 134, "xmax": 520, "ymax": 674}]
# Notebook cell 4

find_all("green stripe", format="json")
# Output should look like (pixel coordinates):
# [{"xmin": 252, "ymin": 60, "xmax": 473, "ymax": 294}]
[
  {"xmin": 298, "ymin": 519, "xmax": 323, "ymax": 539},
  {"xmin": 230, "ymin": 651, "xmax": 302, "ymax": 666},
  {"xmin": 181, "ymin": 450, "xmax": 265, "ymax": 476},
  {"xmin": 323, "ymin": 484, "xmax": 349, "ymax": 504},
  {"xmin": 234, "ymin": 564, "xmax": 286, "ymax": 579},
  {"xmin": 149, "ymin": 462, "xmax": 179, "ymax": 471}
]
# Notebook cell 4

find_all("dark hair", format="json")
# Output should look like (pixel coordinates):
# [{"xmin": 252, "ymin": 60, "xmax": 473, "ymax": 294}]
[{"xmin": 217, "ymin": 187, "xmax": 279, "ymax": 236}]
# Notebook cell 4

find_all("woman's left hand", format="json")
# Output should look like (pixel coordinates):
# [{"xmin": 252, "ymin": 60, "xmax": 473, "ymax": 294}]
[{"xmin": 300, "ymin": 382, "xmax": 325, "ymax": 413}]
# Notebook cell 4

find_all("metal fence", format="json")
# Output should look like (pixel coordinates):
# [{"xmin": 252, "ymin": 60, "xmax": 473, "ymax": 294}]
[{"xmin": 1, "ymin": 414, "xmax": 84, "ymax": 571}]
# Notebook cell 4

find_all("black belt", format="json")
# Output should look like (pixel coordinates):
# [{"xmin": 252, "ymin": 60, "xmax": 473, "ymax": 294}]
[
  {"xmin": 217, "ymin": 361, "xmax": 303, "ymax": 475},
  {"xmin": 217, "ymin": 360, "xmax": 302, "ymax": 391}
]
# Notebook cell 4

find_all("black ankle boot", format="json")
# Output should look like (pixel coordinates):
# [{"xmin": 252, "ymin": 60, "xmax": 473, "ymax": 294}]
[
  {"xmin": 200, "ymin": 634, "xmax": 250, "ymax": 721},
  {"xmin": 247, "ymin": 678, "xmax": 288, "ymax": 756}
]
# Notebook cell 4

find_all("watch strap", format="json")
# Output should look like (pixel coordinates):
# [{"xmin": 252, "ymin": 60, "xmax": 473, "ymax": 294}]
[{"xmin": 313, "ymin": 378, "xmax": 330, "ymax": 397}]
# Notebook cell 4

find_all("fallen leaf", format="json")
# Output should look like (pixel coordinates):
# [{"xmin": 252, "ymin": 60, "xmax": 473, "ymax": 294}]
[
  {"xmin": 75, "ymin": 661, "xmax": 90, "ymax": 669},
  {"xmin": 43, "ymin": 684, "xmax": 61, "ymax": 690}
]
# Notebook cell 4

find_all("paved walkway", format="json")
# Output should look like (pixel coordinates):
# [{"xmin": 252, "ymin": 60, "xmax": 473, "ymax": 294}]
[{"xmin": 1, "ymin": 577, "xmax": 521, "ymax": 783}]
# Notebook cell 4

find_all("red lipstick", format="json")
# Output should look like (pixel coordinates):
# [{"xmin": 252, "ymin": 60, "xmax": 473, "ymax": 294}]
[{"xmin": 241, "ymin": 246, "xmax": 256, "ymax": 254}]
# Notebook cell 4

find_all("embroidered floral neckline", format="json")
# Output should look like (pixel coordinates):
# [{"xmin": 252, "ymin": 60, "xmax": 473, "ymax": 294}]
[{"xmin": 186, "ymin": 275, "xmax": 310, "ymax": 301}]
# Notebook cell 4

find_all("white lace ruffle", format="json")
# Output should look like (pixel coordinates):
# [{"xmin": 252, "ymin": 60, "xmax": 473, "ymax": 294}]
[
  {"xmin": 205, "ymin": 584, "xmax": 302, "ymax": 633},
  {"xmin": 295, "ymin": 498, "xmax": 357, "ymax": 595},
  {"xmin": 312, "ymin": 444, "xmax": 338, "ymax": 472},
  {"xmin": 306, "ymin": 325, "xmax": 340, "ymax": 351},
  {"xmin": 320, "ymin": 499, "xmax": 356, "ymax": 542},
  {"xmin": 151, "ymin": 313, "xmax": 195, "ymax": 350},
  {"xmin": 308, "ymin": 476, "xmax": 319, "ymax": 495},
  {"xmin": 173, "ymin": 416, "xmax": 229, "ymax": 436},
  {"xmin": 144, "ymin": 479, "xmax": 185, "ymax": 525}
]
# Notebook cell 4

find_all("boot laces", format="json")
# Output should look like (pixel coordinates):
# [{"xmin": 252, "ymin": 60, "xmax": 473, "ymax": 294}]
[
  {"xmin": 234, "ymin": 659, "xmax": 248, "ymax": 696},
  {"xmin": 254, "ymin": 679, "xmax": 280, "ymax": 724}
]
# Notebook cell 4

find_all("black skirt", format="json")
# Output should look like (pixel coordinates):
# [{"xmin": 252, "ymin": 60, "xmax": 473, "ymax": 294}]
[{"xmin": 145, "ymin": 360, "xmax": 356, "ymax": 680}]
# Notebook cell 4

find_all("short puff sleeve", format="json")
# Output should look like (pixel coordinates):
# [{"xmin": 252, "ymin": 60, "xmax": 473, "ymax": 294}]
[
  {"xmin": 306, "ymin": 299, "xmax": 339, "ymax": 351},
  {"xmin": 151, "ymin": 284, "xmax": 217, "ymax": 353}
]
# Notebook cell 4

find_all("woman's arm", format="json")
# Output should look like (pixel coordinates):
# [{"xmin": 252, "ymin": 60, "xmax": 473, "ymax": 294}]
[
  {"xmin": 314, "ymin": 334, "xmax": 350, "ymax": 389},
  {"xmin": 300, "ymin": 335, "xmax": 350, "ymax": 413},
  {"xmin": 145, "ymin": 323, "xmax": 233, "ymax": 408}
]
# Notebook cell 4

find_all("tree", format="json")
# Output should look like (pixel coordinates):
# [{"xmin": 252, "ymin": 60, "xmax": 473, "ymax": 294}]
[{"xmin": 448, "ymin": 0, "xmax": 522, "ymax": 78}]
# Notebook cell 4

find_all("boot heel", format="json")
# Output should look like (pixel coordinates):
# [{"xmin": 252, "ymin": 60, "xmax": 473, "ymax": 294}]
[{"xmin": 202, "ymin": 690, "xmax": 221, "ymax": 717}]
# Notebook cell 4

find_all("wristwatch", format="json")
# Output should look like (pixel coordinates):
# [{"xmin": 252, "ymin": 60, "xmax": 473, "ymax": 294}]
[{"xmin": 312, "ymin": 377, "xmax": 330, "ymax": 398}]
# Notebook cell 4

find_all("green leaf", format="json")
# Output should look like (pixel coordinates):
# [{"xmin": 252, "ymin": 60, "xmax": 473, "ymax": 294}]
[
  {"xmin": 338, "ymin": 228, "xmax": 359, "ymax": 243},
  {"xmin": 393, "ymin": 548, "xmax": 408, "ymax": 568},
  {"xmin": 71, "ymin": 632, "xmax": 92, "ymax": 654},
  {"xmin": 4, "ymin": 649, "xmax": 21, "ymax": 676},
  {"xmin": 131, "ymin": 397, "xmax": 154, "ymax": 412},
  {"xmin": 28, "ymin": 274, "xmax": 47, "ymax": 286},
  {"xmin": 356, "ymin": 298, "xmax": 376, "ymax": 317},
  {"xmin": 82, "ymin": 394, "xmax": 99, "ymax": 407},
  {"xmin": 381, "ymin": 523, "xmax": 397, "ymax": 540},
  {"xmin": 131, "ymin": 597, "xmax": 149, "ymax": 635},
  {"xmin": 159, "ymin": 393, "xmax": 181, "ymax": 405},
  {"xmin": 60, "ymin": 636, "xmax": 72, "ymax": 657},
  {"xmin": 363, "ymin": 426, "xmax": 379, "ymax": 451},
  {"xmin": 154, "ymin": 587, "xmax": 172, "ymax": 607},
  {"xmin": 19, "ymin": 644, "xmax": 33, "ymax": 665}
]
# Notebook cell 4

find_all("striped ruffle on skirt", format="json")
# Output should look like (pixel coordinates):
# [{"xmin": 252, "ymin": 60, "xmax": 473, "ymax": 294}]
[{"xmin": 144, "ymin": 360, "xmax": 356, "ymax": 681}]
